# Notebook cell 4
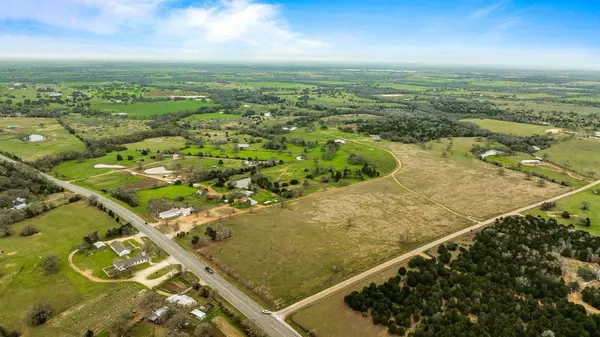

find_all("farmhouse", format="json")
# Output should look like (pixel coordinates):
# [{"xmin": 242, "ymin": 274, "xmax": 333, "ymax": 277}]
[
  {"xmin": 166, "ymin": 294, "xmax": 197, "ymax": 307},
  {"xmin": 371, "ymin": 135, "xmax": 382, "ymax": 141},
  {"xmin": 594, "ymin": 131, "xmax": 600, "ymax": 138},
  {"xmin": 237, "ymin": 143, "xmax": 250, "ymax": 149},
  {"xmin": 110, "ymin": 241, "xmax": 131, "ymax": 257},
  {"xmin": 113, "ymin": 253, "xmax": 149, "ymax": 272},
  {"xmin": 48, "ymin": 92, "xmax": 62, "ymax": 97},
  {"xmin": 93, "ymin": 241, "xmax": 107, "ymax": 250},
  {"xmin": 334, "ymin": 139, "xmax": 348, "ymax": 145},
  {"xmin": 115, "ymin": 112, "xmax": 128, "ymax": 116},
  {"xmin": 190, "ymin": 309, "xmax": 206, "ymax": 320},
  {"xmin": 531, "ymin": 146, "xmax": 541, "ymax": 151},
  {"xmin": 248, "ymin": 198, "xmax": 258, "ymax": 206},
  {"xmin": 521, "ymin": 160, "xmax": 541, "ymax": 165},
  {"xmin": 158, "ymin": 207, "xmax": 194, "ymax": 219},
  {"xmin": 149, "ymin": 306, "xmax": 170, "ymax": 323},
  {"xmin": 282, "ymin": 126, "xmax": 297, "ymax": 131},
  {"xmin": 172, "ymin": 153, "xmax": 181, "ymax": 160}
]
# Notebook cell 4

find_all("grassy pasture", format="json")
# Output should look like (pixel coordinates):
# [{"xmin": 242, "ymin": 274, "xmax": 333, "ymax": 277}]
[
  {"xmin": 182, "ymin": 178, "xmax": 472, "ymax": 308},
  {"xmin": 0, "ymin": 202, "xmax": 143, "ymax": 335},
  {"xmin": 461, "ymin": 118, "xmax": 555, "ymax": 136},
  {"xmin": 62, "ymin": 114, "xmax": 151, "ymax": 139},
  {"xmin": 182, "ymin": 112, "xmax": 241, "ymax": 121},
  {"xmin": 53, "ymin": 136, "xmax": 187, "ymax": 180},
  {"xmin": 487, "ymin": 154, "xmax": 588, "ymax": 188},
  {"xmin": 538, "ymin": 138, "xmax": 600, "ymax": 177},
  {"xmin": 0, "ymin": 117, "xmax": 86, "ymax": 161},
  {"xmin": 90, "ymin": 100, "xmax": 218, "ymax": 118},
  {"xmin": 386, "ymin": 138, "xmax": 565, "ymax": 219},
  {"xmin": 75, "ymin": 171, "xmax": 162, "ymax": 192},
  {"xmin": 526, "ymin": 187, "xmax": 600, "ymax": 235}
]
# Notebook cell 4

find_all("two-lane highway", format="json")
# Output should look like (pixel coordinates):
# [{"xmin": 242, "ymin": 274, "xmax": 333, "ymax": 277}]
[{"xmin": 1, "ymin": 155, "xmax": 298, "ymax": 337}]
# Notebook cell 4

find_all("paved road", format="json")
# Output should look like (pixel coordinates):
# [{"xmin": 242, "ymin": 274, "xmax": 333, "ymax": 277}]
[
  {"xmin": 277, "ymin": 179, "xmax": 600, "ymax": 317},
  {"xmin": 0, "ymin": 156, "xmax": 298, "ymax": 337}
]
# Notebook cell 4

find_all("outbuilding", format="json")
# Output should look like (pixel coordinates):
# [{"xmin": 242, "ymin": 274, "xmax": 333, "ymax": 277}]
[
  {"xmin": 93, "ymin": 241, "xmax": 107, "ymax": 250},
  {"xmin": 113, "ymin": 254, "xmax": 149, "ymax": 272},
  {"xmin": 190, "ymin": 309, "xmax": 206, "ymax": 320},
  {"xmin": 110, "ymin": 241, "xmax": 131, "ymax": 257},
  {"xmin": 166, "ymin": 294, "xmax": 197, "ymax": 307}
]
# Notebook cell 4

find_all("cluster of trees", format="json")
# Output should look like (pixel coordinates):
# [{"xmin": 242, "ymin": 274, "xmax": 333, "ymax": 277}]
[
  {"xmin": 111, "ymin": 185, "xmax": 139, "ymax": 207},
  {"xmin": 205, "ymin": 225, "xmax": 232, "ymax": 241},
  {"xmin": 345, "ymin": 215, "xmax": 600, "ymax": 336},
  {"xmin": 582, "ymin": 287, "xmax": 600, "ymax": 309},
  {"xmin": 357, "ymin": 114, "xmax": 486, "ymax": 143},
  {"xmin": 104, "ymin": 223, "xmax": 136, "ymax": 239}
]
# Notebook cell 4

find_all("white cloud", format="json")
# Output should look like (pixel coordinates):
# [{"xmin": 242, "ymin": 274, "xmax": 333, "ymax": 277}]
[{"xmin": 469, "ymin": 3, "xmax": 502, "ymax": 20}]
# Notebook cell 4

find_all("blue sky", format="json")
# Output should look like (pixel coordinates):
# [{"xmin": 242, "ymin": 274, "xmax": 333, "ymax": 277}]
[{"xmin": 0, "ymin": 0, "xmax": 598, "ymax": 68}]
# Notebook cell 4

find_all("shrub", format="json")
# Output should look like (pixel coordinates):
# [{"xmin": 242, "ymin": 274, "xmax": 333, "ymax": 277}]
[
  {"xmin": 561, "ymin": 211, "xmax": 571, "ymax": 219},
  {"xmin": 40, "ymin": 254, "xmax": 60, "ymax": 275},
  {"xmin": 68, "ymin": 194, "xmax": 82, "ymax": 203},
  {"xmin": 20, "ymin": 224, "xmax": 39, "ymax": 236},
  {"xmin": 25, "ymin": 302, "xmax": 53, "ymax": 326},
  {"xmin": 578, "ymin": 267, "xmax": 597, "ymax": 281}
]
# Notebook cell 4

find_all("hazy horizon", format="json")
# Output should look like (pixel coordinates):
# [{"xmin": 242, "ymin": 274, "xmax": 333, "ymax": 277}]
[{"xmin": 1, "ymin": 0, "xmax": 599, "ymax": 70}]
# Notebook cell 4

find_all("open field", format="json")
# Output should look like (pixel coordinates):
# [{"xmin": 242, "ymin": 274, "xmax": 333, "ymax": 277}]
[
  {"xmin": 386, "ymin": 138, "xmax": 565, "ymax": 219},
  {"xmin": 74, "ymin": 171, "xmax": 155, "ymax": 191},
  {"xmin": 0, "ymin": 117, "xmax": 85, "ymax": 161},
  {"xmin": 62, "ymin": 115, "xmax": 151, "ymax": 139},
  {"xmin": 526, "ymin": 187, "xmax": 600, "ymax": 235},
  {"xmin": 183, "ymin": 112, "xmax": 242, "ymax": 121},
  {"xmin": 181, "ymin": 178, "xmax": 472, "ymax": 308},
  {"xmin": 538, "ymin": 138, "xmax": 600, "ymax": 177},
  {"xmin": 90, "ymin": 100, "xmax": 217, "ymax": 118},
  {"xmin": 0, "ymin": 202, "xmax": 143, "ymax": 335},
  {"xmin": 53, "ymin": 136, "xmax": 187, "ymax": 180},
  {"xmin": 461, "ymin": 118, "xmax": 556, "ymax": 136}
]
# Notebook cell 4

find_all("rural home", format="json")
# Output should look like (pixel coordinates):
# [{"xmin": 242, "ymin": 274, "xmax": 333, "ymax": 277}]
[
  {"xmin": 282, "ymin": 126, "xmax": 297, "ymax": 131},
  {"xmin": 149, "ymin": 306, "xmax": 170, "ymax": 323},
  {"xmin": 521, "ymin": 160, "xmax": 541, "ymax": 165},
  {"xmin": 113, "ymin": 253, "xmax": 149, "ymax": 272},
  {"xmin": 110, "ymin": 241, "xmax": 131, "ymax": 257},
  {"xmin": 371, "ymin": 134, "xmax": 382, "ymax": 141},
  {"xmin": 93, "ymin": 241, "xmax": 106, "ymax": 250},
  {"xmin": 531, "ymin": 146, "xmax": 541, "ymax": 151},
  {"xmin": 190, "ymin": 309, "xmax": 206, "ymax": 320},
  {"xmin": 594, "ymin": 131, "xmax": 600, "ymax": 138},
  {"xmin": 166, "ymin": 294, "xmax": 197, "ymax": 307},
  {"xmin": 172, "ymin": 153, "xmax": 181, "ymax": 160},
  {"xmin": 248, "ymin": 198, "xmax": 258, "ymax": 206},
  {"xmin": 158, "ymin": 207, "xmax": 194, "ymax": 219},
  {"xmin": 48, "ymin": 92, "xmax": 62, "ymax": 97},
  {"xmin": 481, "ymin": 149, "xmax": 504, "ymax": 159},
  {"xmin": 237, "ymin": 143, "xmax": 250, "ymax": 149},
  {"xmin": 334, "ymin": 139, "xmax": 348, "ymax": 145}
]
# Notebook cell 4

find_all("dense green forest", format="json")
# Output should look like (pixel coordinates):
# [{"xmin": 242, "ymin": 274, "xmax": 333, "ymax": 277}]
[{"xmin": 345, "ymin": 215, "xmax": 600, "ymax": 337}]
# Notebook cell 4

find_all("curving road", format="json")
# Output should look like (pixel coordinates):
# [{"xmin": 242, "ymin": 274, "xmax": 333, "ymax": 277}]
[{"xmin": 0, "ymin": 155, "xmax": 299, "ymax": 337}]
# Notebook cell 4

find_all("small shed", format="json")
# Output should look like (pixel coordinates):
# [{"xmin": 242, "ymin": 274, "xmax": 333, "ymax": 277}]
[
  {"xmin": 149, "ymin": 306, "xmax": 170, "ymax": 323},
  {"xmin": 93, "ymin": 241, "xmax": 107, "ymax": 250},
  {"xmin": 190, "ymin": 309, "xmax": 206, "ymax": 320}
]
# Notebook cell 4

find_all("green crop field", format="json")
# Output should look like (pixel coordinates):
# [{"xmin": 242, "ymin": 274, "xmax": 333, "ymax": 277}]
[
  {"xmin": 538, "ymin": 138, "xmax": 600, "ymax": 177},
  {"xmin": 0, "ymin": 117, "xmax": 86, "ymax": 161},
  {"xmin": 0, "ymin": 202, "xmax": 143, "ymax": 335},
  {"xmin": 90, "ymin": 100, "xmax": 217, "ymax": 118},
  {"xmin": 461, "ymin": 118, "xmax": 555, "ymax": 136}
]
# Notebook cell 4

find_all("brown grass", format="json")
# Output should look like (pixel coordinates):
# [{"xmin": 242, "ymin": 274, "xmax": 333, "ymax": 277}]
[
  {"xmin": 189, "ymin": 178, "xmax": 472, "ymax": 308},
  {"xmin": 387, "ymin": 141, "xmax": 565, "ymax": 219}
]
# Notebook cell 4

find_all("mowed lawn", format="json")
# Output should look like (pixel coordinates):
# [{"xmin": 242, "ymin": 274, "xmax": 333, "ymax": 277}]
[
  {"xmin": 181, "ymin": 178, "xmax": 472, "ymax": 308},
  {"xmin": 53, "ymin": 136, "xmax": 187, "ymax": 180},
  {"xmin": 0, "ymin": 202, "xmax": 142, "ymax": 336},
  {"xmin": 526, "ymin": 187, "xmax": 600, "ymax": 235},
  {"xmin": 461, "ymin": 118, "xmax": 555, "ymax": 136},
  {"xmin": 537, "ymin": 138, "xmax": 600, "ymax": 177},
  {"xmin": 91, "ymin": 100, "xmax": 218, "ymax": 118},
  {"xmin": 0, "ymin": 117, "xmax": 86, "ymax": 161},
  {"xmin": 387, "ymin": 138, "xmax": 565, "ymax": 219}
]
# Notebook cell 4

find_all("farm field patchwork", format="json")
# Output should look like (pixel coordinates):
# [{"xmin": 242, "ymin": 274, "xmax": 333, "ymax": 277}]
[
  {"xmin": 181, "ymin": 178, "xmax": 472, "ymax": 309},
  {"xmin": 0, "ymin": 202, "xmax": 143, "ymax": 336},
  {"xmin": 0, "ymin": 117, "xmax": 86, "ymax": 161}
]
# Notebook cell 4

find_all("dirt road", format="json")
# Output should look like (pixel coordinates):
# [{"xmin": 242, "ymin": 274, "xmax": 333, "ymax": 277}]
[{"xmin": 276, "ymin": 178, "xmax": 600, "ymax": 318}]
